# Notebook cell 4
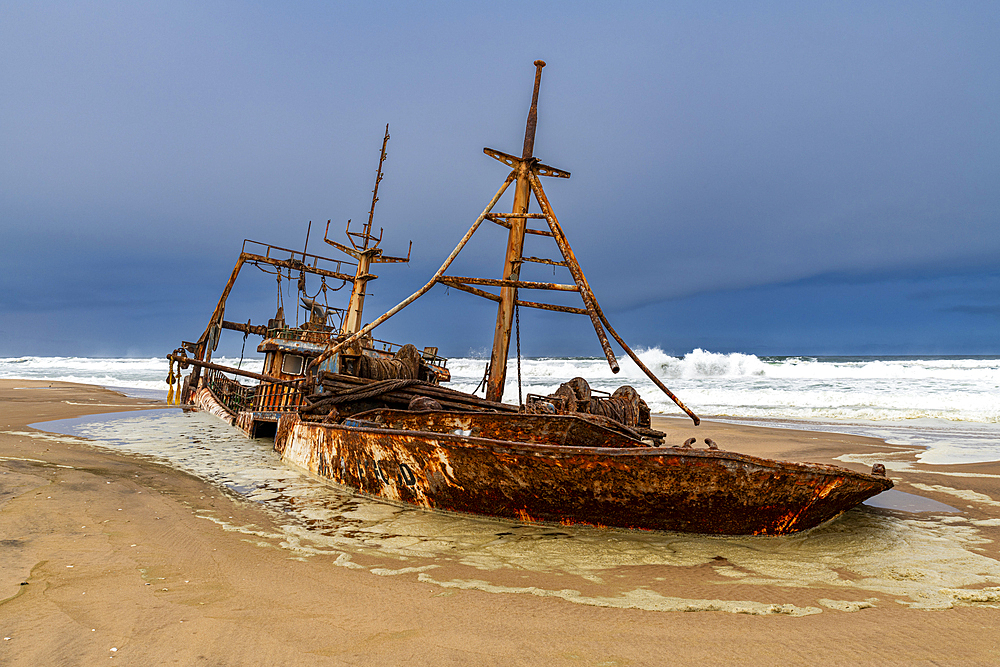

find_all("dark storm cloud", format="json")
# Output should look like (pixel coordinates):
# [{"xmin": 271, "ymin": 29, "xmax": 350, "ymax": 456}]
[{"xmin": 2, "ymin": 1, "xmax": 999, "ymax": 356}]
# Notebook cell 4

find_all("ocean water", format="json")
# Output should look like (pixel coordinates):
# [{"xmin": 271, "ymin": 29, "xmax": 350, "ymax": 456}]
[{"xmin": 4, "ymin": 349, "xmax": 1000, "ymax": 464}]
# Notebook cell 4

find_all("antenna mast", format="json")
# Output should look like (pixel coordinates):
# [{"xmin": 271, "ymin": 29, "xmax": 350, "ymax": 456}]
[{"xmin": 323, "ymin": 124, "xmax": 411, "ymax": 340}]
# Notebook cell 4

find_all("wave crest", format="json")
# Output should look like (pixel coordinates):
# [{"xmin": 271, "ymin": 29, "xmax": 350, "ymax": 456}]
[{"xmin": 623, "ymin": 348, "xmax": 768, "ymax": 379}]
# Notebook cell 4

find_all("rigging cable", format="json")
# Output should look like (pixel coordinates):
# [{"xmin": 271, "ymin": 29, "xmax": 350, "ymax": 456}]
[
  {"xmin": 515, "ymin": 290, "xmax": 523, "ymax": 408},
  {"xmin": 237, "ymin": 328, "xmax": 248, "ymax": 371}
]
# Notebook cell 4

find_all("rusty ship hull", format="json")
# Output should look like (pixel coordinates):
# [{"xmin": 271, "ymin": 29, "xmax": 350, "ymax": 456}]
[
  {"xmin": 274, "ymin": 410, "xmax": 892, "ymax": 536},
  {"xmin": 171, "ymin": 61, "xmax": 895, "ymax": 537}
]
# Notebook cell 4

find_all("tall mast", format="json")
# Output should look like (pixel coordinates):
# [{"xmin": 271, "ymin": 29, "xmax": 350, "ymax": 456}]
[
  {"xmin": 324, "ymin": 124, "xmax": 410, "ymax": 343},
  {"xmin": 485, "ymin": 60, "xmax": 546, "ymax": 403},
  {"xmin": 313, "ymin": 61, "xmax": 700, "ymax": 424}
]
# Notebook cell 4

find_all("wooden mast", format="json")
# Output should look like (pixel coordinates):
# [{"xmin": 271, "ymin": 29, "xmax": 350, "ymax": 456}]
[{"xmin": 485, "ymin": 60, "xmax": 545, "ymax": 403}]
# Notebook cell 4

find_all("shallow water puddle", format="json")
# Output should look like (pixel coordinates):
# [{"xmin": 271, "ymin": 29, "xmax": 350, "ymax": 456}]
[
  {"xmin": 863, "ymin": 489, "xmax": 959, "ymax": 513},
  {"xmin": 26, "ymin": 409, "xmax": 1000, "ymax": 614}
]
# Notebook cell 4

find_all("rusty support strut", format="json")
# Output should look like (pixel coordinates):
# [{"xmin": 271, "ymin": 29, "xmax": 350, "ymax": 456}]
[
  {"xmin": 527, "ymin": 172, "xmax": 619, "ymax": 374},
  {"xmin": 167, "ymin": 354, "xmax": 301, "ymax": 387},
  {"xmin": 313, "ymin": 172, "xmax": 517, "ymax": 369},
  {"xmin": 528, "ymin": 172, "xmax": 699, "ymax": 425}
]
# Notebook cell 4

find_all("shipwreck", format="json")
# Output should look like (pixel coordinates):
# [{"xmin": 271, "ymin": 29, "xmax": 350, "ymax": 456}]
[{"xmin": 168, "ymin": 61, "xmax": 892, "ymax": 535}]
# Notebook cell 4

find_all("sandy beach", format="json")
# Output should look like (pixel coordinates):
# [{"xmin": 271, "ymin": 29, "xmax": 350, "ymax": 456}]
[{"xmin": 2, "ymin": 379, "xmax": 1000, "ymax": 665}]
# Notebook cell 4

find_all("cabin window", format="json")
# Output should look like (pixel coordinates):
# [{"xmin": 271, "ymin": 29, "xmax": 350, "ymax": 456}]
[{"xmin": 281, "ymin": 354, "xmax": 304, "ymax": 375}]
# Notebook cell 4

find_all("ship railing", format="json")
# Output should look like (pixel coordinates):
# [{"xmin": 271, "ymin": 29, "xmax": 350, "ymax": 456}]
[
  {"xmin": 261, "ymin": 327, "xmax": 449, "ymax": 370},
  {"xmin": 204, "ymin": 368, "xmax": 256, "ymax": 413},
  {"xmin": 251, "ymin": 381, "xmax": 306, "ymax": 413},
  {"xmin": 365, "ymin": 337, "xmax": 449, "ymax": 369},
  {"xmin": 242, "ymin": 239, "xmax": 356, "ymax": 276},
  {"xmin": 266, "ymin": 327, "xmax": 333, "ymax": 345}
]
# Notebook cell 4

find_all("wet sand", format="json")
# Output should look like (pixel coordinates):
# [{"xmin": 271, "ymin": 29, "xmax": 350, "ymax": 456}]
[{"xmin": 2, "ymin": 380, "xmax": 1000, "ymax": 665}]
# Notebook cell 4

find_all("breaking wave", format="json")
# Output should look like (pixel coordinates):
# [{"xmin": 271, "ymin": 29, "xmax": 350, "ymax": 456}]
[
  {"xmin": 5, "ymin": 351, "xmax": 1000, "ymax": 424},
  {"xmin": 5, "ymin": 350, "xmax": 1000, "ymax": 463}
]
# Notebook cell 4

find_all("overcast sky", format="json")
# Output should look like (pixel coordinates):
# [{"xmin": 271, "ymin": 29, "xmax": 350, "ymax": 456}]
[{"xmin": 3, "ymin": 1, "xmax": 999, "ymax": 358}]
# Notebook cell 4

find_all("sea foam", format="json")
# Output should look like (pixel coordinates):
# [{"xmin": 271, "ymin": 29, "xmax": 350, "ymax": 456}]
[{"xmin": 6, "ymin": 351, "xmax": 1000, "ymax": 463}]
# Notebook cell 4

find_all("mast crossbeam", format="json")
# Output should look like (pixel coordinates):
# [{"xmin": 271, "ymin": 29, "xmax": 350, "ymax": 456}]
[{"xmin": 438, "ymin": 276, "xmax": 579, "ymax": 292}]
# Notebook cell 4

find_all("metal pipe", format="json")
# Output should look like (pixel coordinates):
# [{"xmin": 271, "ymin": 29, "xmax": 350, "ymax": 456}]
[
  {"xmin": 438, "ymin": 276, "xmax": 579, "ymax": 291},
  {"xmin": 522, "ymin": 60, "xmax": 546, "ymax": 159},
  {"xmin": 527, "ymin": 172, "xmax": 619, "ymax": 373},
  {"xmin": 221, "ymin": 320, "xmax": 268, "ymax": 336},
  {"xmin": 595, "ymin": 314, "xmax": 701, "ymax": 426},
  {"xmin": 167, "ymin": 354, "xmax": 301, "ymax": 387},
  {"xmin": 313, "ymin": 172, "xmax": 517, "ymax": 369}
]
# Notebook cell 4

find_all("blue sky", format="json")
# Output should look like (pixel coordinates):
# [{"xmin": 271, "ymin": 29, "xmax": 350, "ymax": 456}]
[{"xmin": 2, "ymin": 1, "xmax": 999, "ymax": 357}]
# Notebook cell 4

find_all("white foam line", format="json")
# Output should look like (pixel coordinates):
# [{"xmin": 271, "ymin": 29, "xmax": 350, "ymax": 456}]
[
  {"xmin": 415, "ymin": 574, "xmax": 822, "ymax": 616},
  {"xmin": 910, "ymin": 484, "xmax": 1000, "ymax": 508},
  {"xmin": 0, "ymin": 455, "xmax": 75, "ymax": 469}
]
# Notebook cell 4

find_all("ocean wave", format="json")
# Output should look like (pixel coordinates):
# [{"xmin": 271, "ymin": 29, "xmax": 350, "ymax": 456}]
[
  {"xmin": 0, "ymin": 355, "xmax": 260, "ymax": 396},
  {"xmin": 4, "ymin": 352, "xmax": 1000, "ymax": 424},
  {"xmin": 448, "ymin": 350, "xmax": 1000, "ymax": 424}
]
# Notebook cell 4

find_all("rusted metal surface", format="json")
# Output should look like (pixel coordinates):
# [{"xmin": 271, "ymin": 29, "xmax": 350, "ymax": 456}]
[
  {"xmin": 320, "ymin": 125, "xmax": 413, "ymax": 345},
  {"xmin": 438, "ymin": 275, "xmax": 580, "ymax": 292},
  {"xmin": 314, "ymin": 59, "xmax": 692, "ymax": 418},
  {"xmin": 483, "ymin": 61, "xmax": 550, "ymax": 402},
  {"xmin": 362, "ymin": 409, "xmax": 650, "ymax": 449},
  {"xmin": 524, "ymin": 171, "xmax": 620, "ymax": 375},
  {"xmin": 203, "ymin": 368, "xmax": 255, "ymax": 413},
  {"xmin": 317, "ymin": 372, "xmax": 517, "ymax": 413},
  {"xmin": 194, "ymin": 241, "xmax": 358, "ymax": 375},
  {"xmin": 512, "ymin": 299, "xmax": 588, "ymax": 315},
  {"xmin": 439, "ymin": 282, "xmax": 588, "ymax": 315},
  {"xmin": 241, "ymin": 239, "xmax": 357, "ymax": 275},
  {"xmin": 486, "ymin": 156, "xmax": 533, "ymax": 401},
  {"xmin": 221, "ymin": 320, "xmax": 269, "ymax": 336},
  {"xmin": 313, "ymin": 172, "xmax": 517, "ymax": 368},
  {"xmin": 484, "ymin": 148, "xmax": 571, "ymax": 180},
  {"xmin": 526, "ymin": 171, "xmax": 700, "ymax": 425},
  {"xmin": 596, "ymin": 310, "xmax": 701, "ymax": 425},
  {"xmin": 168, "ymin": 353, "xmax": 299, "ymax": 386},
  {"xmin": 485, "ymin": 211, "xmax": 548, "ymax": 219},
  {"xmin": 443, "ymin": 281, "xmax": 502, "ymax": 302},
  {"xmin": 256, "ymin": 338, "xmax": 327, "ymax": 355},
  {"xmin": 484, "ymin": 212, "xmax": 557, "ymax": 237},
  {"xmin": 275, "ymin": 413, "xmax": 893, "ymax": 536},
  {"xmin": 166, "ymin": 60, "xmax": 901, "ymax": 538},
  {"xmin": 240, "ymin": 251, "xmax": 356, "ymax": 283},
  {"xmin": 520, "ymin": 255, "xmax": 567, "ymax": 267},
  {"xmin": 267, "ymin": 328, "xmax": 332, "ymax": 345},
  {"xmin": 253, "ymin": 383, "xmax": 305, "ymax": 413},
  {"xmin": 193, "ymin": 386, "xmax": 237, "ymax": 425},
  {"xmin": 521, "ymin": 60, "xmax": 545, "ymax": 158}
]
